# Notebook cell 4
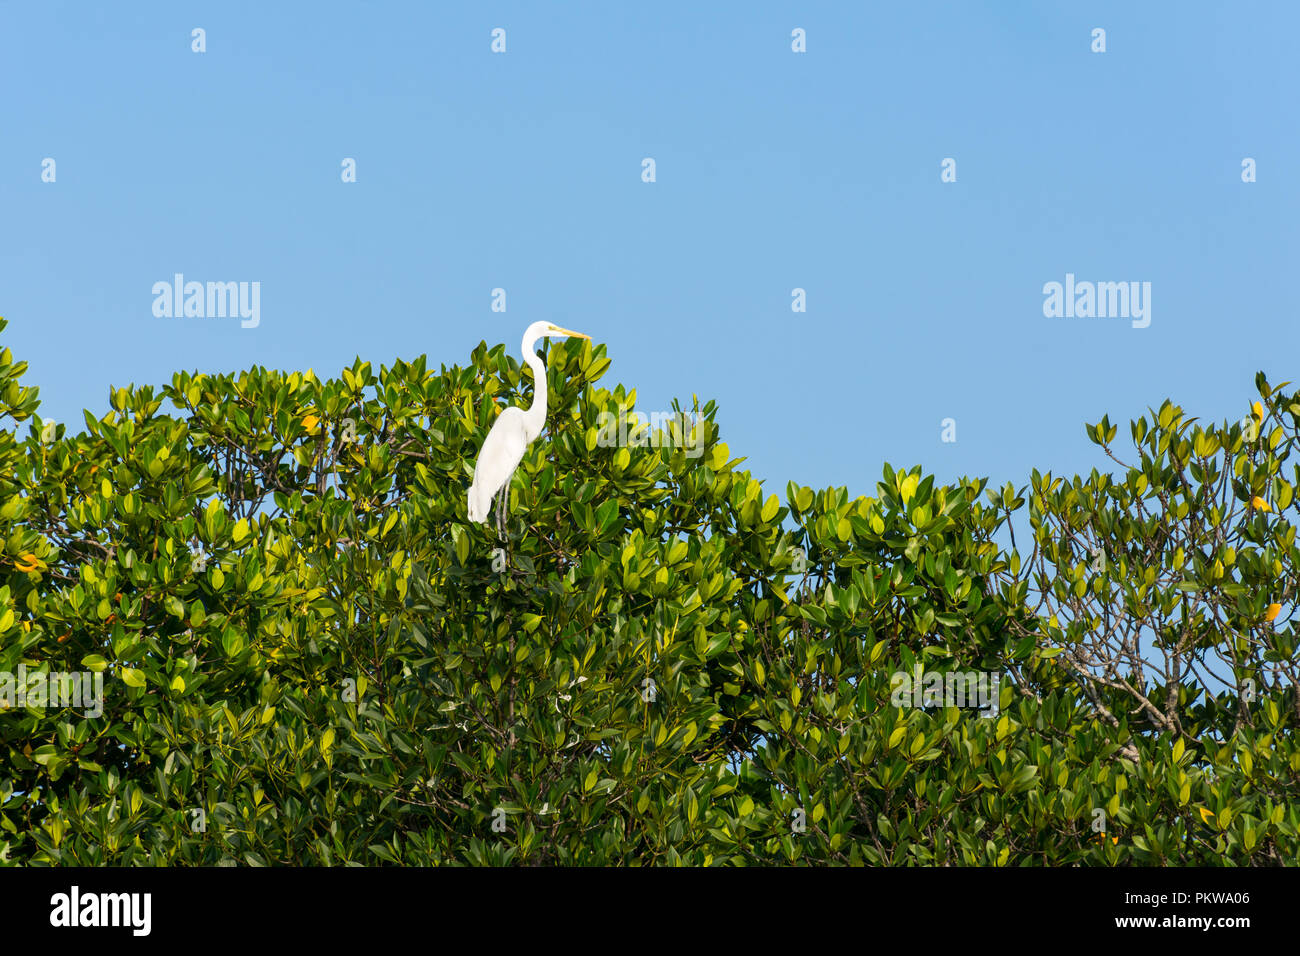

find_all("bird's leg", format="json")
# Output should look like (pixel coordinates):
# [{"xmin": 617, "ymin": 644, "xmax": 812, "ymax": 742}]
[
  {"xmin": 503, "ymin": 471, "xmax": 518, "ymax": 540},
  {"xmin": 496, "ymin": 484, "xmax": 508, "ymax": 544}
]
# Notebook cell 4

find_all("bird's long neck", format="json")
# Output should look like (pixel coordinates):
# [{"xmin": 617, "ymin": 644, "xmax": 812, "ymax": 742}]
[{"xmin": 521, "ymin": 341, "xmax": 548, "ymax": 443}]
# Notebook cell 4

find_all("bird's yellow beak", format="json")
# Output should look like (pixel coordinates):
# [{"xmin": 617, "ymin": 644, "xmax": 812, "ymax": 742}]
[{"xmin": 550, "ymin": 325, "xmax": 589, "ymax": 339}]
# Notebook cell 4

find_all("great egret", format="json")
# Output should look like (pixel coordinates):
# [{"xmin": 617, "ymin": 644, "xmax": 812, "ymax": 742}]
[{"xmin": 468, "ymin": 321, "xmax": 590, "ymax": 536}]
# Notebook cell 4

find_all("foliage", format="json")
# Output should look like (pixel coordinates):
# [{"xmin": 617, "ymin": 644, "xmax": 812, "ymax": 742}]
[{"xmin": 0, "ymin": 315, "xmax": 1295, "ymax": 865}]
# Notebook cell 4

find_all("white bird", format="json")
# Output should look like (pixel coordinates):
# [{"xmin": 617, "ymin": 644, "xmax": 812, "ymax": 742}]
[{"xmin": 468, "ymin": 321, "xmax": 590, "ymax": 536}]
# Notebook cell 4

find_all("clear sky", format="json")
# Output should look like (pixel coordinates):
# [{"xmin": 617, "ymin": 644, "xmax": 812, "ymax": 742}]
[{"xmin": 2, "ymin": 1, "xmax": 1296, "ymax": 500}]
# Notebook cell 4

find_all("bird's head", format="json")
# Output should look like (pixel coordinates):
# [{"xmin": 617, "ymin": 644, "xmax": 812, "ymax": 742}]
[{"xmin": 523, "ymin": 321, "xmax": 590, "ymax": 353}]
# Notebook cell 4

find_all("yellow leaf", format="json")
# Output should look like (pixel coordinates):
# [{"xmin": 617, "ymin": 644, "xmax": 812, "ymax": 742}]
[
  {"xmin": 1198, "ymin": 806, "xmax": 1215, "ymax": 825},
  {"xmin": 1250, "ymin": 496, "xmax": 1271, "ymax": 513},
  {"xmin": 1253, "ymin": 401, "xmax": 1264, "ymax": 421},
  {"xmin": 302, "ymin": 414, "xmax": 320, "ymax": 433},
  {"xmin": 1265, "ymin": 603, "xmax": 1282, "ymax": 622},
  {"xmin": 900, "ymin": 473, "xmax": 919, "ymax": 506}
]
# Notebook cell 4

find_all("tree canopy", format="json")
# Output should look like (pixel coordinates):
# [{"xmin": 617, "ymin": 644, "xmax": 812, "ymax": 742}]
[{"xmin": 1, "ymin": 316, "xmax": 1295, "ymax": 865}]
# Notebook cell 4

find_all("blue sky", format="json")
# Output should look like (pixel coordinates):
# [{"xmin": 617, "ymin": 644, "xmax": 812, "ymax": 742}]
[{"xmin": 1, "ymin": 1, "xmax": 1296, "ymax": 500}]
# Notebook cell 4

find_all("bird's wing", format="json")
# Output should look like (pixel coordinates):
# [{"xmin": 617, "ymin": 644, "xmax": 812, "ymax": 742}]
[{"xmin": 470, "ymin": 407, "xmax": 530, "ymax": 495}]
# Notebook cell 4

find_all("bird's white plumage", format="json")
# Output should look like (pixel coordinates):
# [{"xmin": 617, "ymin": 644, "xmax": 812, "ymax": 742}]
[
  {"xmin": 467, "ymin": 407, "xmax": 528, "ymax": 521},
  {"xmin": 467, "ymin": 321, "xmax": 589, "ymax": 531}
]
